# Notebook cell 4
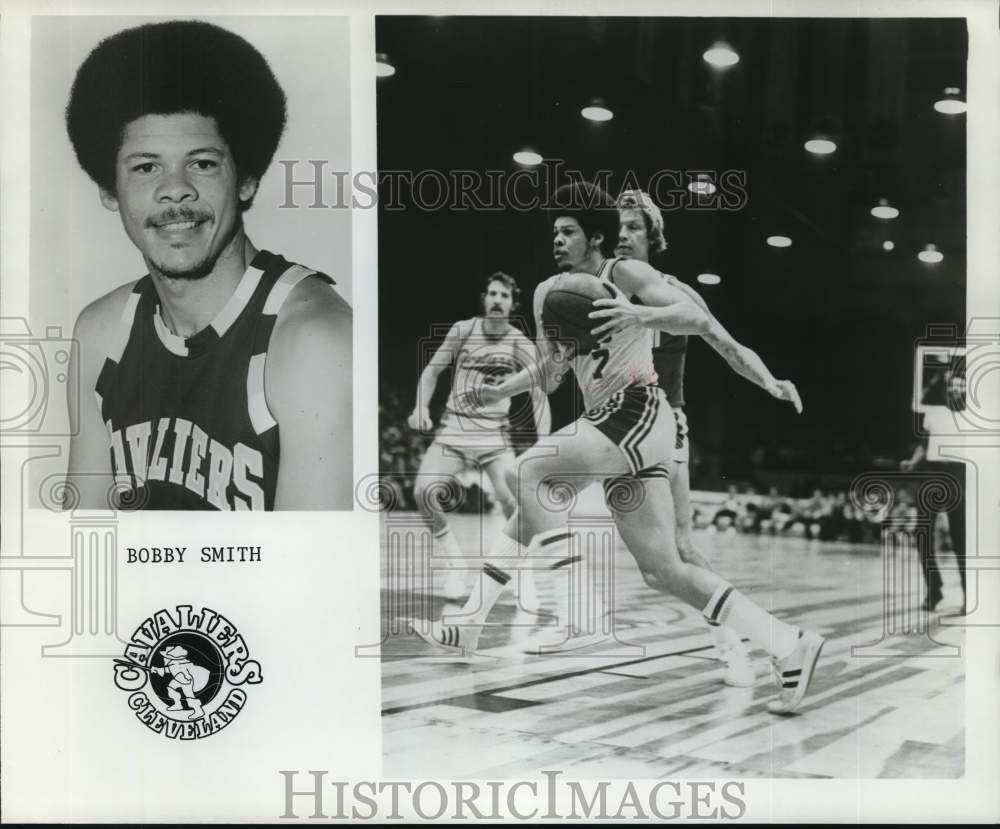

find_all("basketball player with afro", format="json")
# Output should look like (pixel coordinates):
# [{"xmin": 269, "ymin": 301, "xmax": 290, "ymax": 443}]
[
  {"xmin": 407, "ymin": 273, "xmax": 550, "ymax": 602},
  {"xmin": 417, "ymin": 181, "xmax": 824, "ymax": 714},
  {"xmin": 63, "ymin": 21, "xmax": 352, "ymax": 510}
]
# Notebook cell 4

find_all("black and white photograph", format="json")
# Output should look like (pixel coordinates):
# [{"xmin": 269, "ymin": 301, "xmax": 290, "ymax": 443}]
[
  {"xmin": 0, "ymin": 0, "xmax": 998, "ymax": 824},
  {"xmin": 30, "ymin": 15, "xmax": 353, "ymax": 511},
  {"xmin": 2, "ymin": 10, "xmax": 377, "ymax": 823},
  {"xmin": 374, "ymin": 12, "xmax": 994, "ymax": 791}
]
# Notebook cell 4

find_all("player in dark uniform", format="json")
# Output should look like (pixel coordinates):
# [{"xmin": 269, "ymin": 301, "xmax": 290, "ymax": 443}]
[
  {"xmin": 616, "ymin": 189, "xmax": 802, "ymax": 685},
  {"xmin": 63, "ymin": 21, "xmax": 351, "ymax": 510}
]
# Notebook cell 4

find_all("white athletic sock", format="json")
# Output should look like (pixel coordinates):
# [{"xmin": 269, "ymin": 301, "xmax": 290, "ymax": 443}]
[
  {"xmin": 434, "ymin": 528, "xmax": 465, "ymax": 592},
  {"xmin": 530, "ymin": 527, "xmax": 579, "ymax": 565},
  {"xmin": 451, "ymin": 533, "xmax": 521, "ymax": 646},
  {"xmin": 703, "ymin": 583, "xmax": 799, "ymax": 660},
  {"xmin": 531, "ymin": 527, "xmax": 613, "ymax": 637},
  {"xmin": 433, "ymin": 527, "xmax": 463, "ymax": 558}
]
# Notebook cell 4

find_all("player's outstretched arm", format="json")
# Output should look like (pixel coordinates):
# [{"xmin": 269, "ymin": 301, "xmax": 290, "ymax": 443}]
[
  {"xmin": 268, "ymin": 280, "xmax": 353, "ymax": 510},
  {"xmin": 592, "ymin": 261, "xmax": 802, "ymax": 412},
  {"xmin": 407, "ymin": 320, "xmax": 465, "ymax": 432},
  {"xmin": 699, "ymin": 319, "xmax": 803, "ymax": 413},
  {"xmin": 665, "ymin": 273, "xmax": 801, "ymax": 410},
  {"xmin": 65, "ymin": 285, "xmax": 135, "ymax": 509}
]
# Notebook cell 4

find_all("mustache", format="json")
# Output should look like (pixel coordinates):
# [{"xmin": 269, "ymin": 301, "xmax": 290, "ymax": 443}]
[{"xmin": 146, "ymin": 208, "xmax": 211, "ymax": 228}]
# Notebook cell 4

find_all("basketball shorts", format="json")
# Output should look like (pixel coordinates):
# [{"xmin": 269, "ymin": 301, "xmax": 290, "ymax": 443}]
[
  {"xmin": 435, "ymin": 411, "xmax": 512, "ymax": 466},
  {"xmin": 673, "ymin": 407, "xmax": 689, "ymax": 464},
  {"xmin": 583, "ymin": 384, "xmax": 675, "ymax": 493}
]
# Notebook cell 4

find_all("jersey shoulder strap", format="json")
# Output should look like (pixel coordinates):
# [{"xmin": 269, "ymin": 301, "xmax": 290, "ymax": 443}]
[
  {"xmin": 247, "ymin": 258, "xmax": 336, "ymax": 436},
  {"xmin": 605, "ymin": 256, "xmax": 629, "ymax": 285}
]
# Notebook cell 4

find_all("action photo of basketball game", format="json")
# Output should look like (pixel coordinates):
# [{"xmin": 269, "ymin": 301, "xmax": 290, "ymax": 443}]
[{"xmin": 374, "ymin": 14, "xmax": 977, "ymax": 792}]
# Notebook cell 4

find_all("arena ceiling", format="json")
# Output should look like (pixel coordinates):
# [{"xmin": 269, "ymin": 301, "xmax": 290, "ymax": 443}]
[{"xmin": 376, "ymin": 16, "xmax": 968, "ymax": 460}]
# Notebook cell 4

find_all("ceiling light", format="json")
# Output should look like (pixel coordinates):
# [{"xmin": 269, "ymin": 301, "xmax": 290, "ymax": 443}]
[
  {"xmin": 883, "ymin": 241, "xmax": 895, "ymax": 251},
  {"xmin": 804, "ymin": 138, "xmax": 837, "ymax": 155},
  {"xmin": 918, "ymin": 244, "xmax": 943, "ymax": 264},
  {"xmin": 703, "ymin": 43, "xmax": 740, "ymax": 68},
  {"xmin": 375, "ymin": 53, "xmax": 395, "ymax": 77},
  {"xmin": 766, "ymin": 235, "xmax": 792, "ymax": 248},
  {"xmin": 871, "ymin": 198, "xmax": 899, "ymax": 219},
  {"xmin": 581, "ymin": 101, "xmax": 614, "ymax": 122},
  {"xmin": 687, "ymin": 174, "xmax": 717, "ymax": 195},
  {"xmin": 934, "ymin": 87, "xmax": 967, "ymax": 114},
  {"xmin": 697, "ymin": 273, "xmax": 722, "ymax": 285},
  {"xmin": 512, "ymin": 150, "xmax": 542, "ymax": 166}
]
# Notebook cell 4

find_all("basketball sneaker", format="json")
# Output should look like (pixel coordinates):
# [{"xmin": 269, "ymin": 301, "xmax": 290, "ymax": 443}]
[
  {"xmin": 412, "ymin": 619, "xmax": 478, "ymax": 659},
  {"xmin": 767, "ymin": 629, "xmax": 825, "ymax": 714}
]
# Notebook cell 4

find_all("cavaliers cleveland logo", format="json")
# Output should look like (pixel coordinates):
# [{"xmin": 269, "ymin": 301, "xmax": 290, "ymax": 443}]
[{"xmin": 113, "ymin": 605, "xmax": 262, "ymax": 740}]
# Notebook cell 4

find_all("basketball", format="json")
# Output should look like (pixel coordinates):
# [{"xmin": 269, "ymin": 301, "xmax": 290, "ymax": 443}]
[{"xmin": 541, "ymin": 272, "xmax": 615, "ymax": 355}]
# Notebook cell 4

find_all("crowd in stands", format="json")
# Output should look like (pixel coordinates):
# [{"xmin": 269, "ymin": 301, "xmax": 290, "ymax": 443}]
[
  {"xmin": 693, "ymin": 485, "xmax": 909, "ymax": 545},
  {"xmin": 379, "ymin": 391, "xmax": 930, "ymax": 546}
]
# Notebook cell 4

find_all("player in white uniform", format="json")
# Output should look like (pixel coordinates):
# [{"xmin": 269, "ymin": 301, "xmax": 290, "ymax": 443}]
[
  {"xmin": 614, "ymin": 190, "xmax": 803, "ymax": 685},
  {"xmin": 408, "ymin": 273, "xmax": 550, "ymax": 601},
  {"xmin": 416, "ymin": 183, "xmax": 824, "ymax": 715}
]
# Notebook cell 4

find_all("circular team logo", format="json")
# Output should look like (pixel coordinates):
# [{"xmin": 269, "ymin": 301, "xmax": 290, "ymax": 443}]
[{"xmin": 113, "ymin": 605, "xmax": 262, "ymax": 740}]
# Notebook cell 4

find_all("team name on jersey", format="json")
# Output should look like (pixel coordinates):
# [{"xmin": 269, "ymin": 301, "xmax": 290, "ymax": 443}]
[
  {"xmin": 108, "ymin": 417, "xmax": 265, "ymax": 510},
  {"xmin": 457, "ymin": 350, "xmax": 518, "ymax": 384}
]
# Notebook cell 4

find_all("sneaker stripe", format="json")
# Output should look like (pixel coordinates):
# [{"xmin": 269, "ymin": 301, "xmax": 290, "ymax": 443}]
[
  {"xmin": 539, "ymin": 531, "xmax": 572, "ymax": 548},
  {"xmin": 783, "ymin": 669, "xmax": 802, "ymax": 677},
  {"xmin": 482, "ymin": 564, "xmax": 511, "ymax": 585},
  {"xmin": 550, "ymin": 554, "xmax": 583, "ymax": 570}
]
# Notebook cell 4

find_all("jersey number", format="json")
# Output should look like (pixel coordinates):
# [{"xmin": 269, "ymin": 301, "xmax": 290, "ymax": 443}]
[{"xmin": 592, "ymin": 348, "xmax": 610, "ymax": 379}]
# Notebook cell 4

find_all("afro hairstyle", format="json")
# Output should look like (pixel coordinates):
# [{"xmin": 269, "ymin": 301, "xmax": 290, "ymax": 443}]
[
  {"xmin": 66, "ymin": 20, "xmax": 287, "ymax": 204},
  {"xmin": 546, "ymin": 181, "xmax": 618, "ymax": 256}
]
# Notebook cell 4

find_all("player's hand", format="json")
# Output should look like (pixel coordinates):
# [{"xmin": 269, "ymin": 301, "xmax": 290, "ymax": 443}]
[
  {"xmin": 770, "ymin": 379, "xmax": 803, "ymax": 414},
  {"xmin": 588, "ymin": 285, "xmax": 649, "ymax": 338},
  {"xmin": 406, "ymin": 408, "xmax": 433, "ymax": 432},
  {"xmin": 900, "ymin": 458, "xmax": 917, "ymax": 472}
]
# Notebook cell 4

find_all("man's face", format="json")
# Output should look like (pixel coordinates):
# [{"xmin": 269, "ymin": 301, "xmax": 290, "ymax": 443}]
[
  {"xmin": 552, "ymin": 216, "xmax": 600, "ymax": 271},
  {"xmin": 615, "ymin": 208, "xmax": 650, "ymax": 262},
  {"xmin": 483, "ymin": 280, "xmax": 514, "ymax": 318},
  {"xmin": 100, "ymin": 112, "xmax": 257, "ymax": 280},
  {"xmin": 946, "ymin": 371, "xmax": 966, "ymax": 402}
]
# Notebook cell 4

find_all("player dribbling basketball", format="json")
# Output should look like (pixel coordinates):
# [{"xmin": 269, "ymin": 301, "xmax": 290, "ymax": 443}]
[{"xmin": 417, "ymin": 182, "xmax": 824, "ymax": 715}]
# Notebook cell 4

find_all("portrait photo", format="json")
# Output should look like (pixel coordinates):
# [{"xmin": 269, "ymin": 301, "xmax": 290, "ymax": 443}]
[{"xmin": 27, "ymin": 15, "xmax": 353, "ymax": 511}]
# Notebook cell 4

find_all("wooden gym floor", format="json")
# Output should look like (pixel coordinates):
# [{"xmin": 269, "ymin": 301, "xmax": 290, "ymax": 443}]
[{"xmin": 379, "ymin": 506, "xmax": 966, "ymax": 780}]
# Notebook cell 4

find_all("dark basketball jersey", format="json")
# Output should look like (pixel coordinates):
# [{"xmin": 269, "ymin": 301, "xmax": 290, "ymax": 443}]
[
  {"xmin": 653, "ymin": 330, "xmax": 687, "ymax": 409},
  {"xmin": 95, "ymin": 250, "xmax": 335, "ymax": 510}
]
